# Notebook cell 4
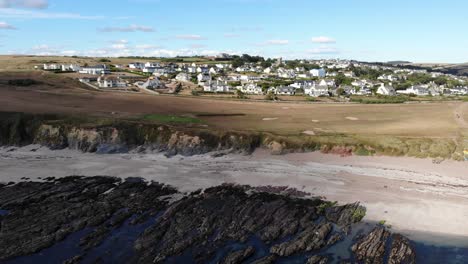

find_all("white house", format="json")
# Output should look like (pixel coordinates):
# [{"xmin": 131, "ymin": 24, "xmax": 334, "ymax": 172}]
[
  {"xmin": 305, "ymin": 81, "xmax": 329, "ymax": 97},
  {"xmin": 79, "ymin": 65, "xmax": 110, "ymax": 75},
  {"xmin": 343, "ymin": 71, "xmax": 355, "ymax": 78},
  {"xmin": 197, "ymin": 73, "xmax": 211, "ymax": 84},
  {"xmin": 397, "ymin": 85, "xmax": 430, "ymax": 96},
  {"xmin": 61, "ymin": 64, "xmax": 81, "ymax": 72},
  {"xmin": 350, "ymin": 86, "xmax": 372, "ymax": 96},
  {"xmin": 276, "ymin": 86, "xmax": 296, "ymax": 96},
  {"xmin": 145, "ymin": 62, "xmax": 159, "ymax": 68},
  {"xmin": 277, "ymin": 68, "xmax": 296, "ymax": 79},
  {"xmin": 291, "ymin": 80, "xmax": 314, "ymax": 90},
  {"xmin": 203, "ymin": 80, "xmax": 230, "ymax": 93},
  {"xmin": 129, "ymin": 62, "xmax": 144, "ymax": 69},
  {"xmin": 197, "ymin": 66, "xmax": 209, "ymax": 73},
  {"xmin": 135, "ymin": 77, "xmax": 165, "ymax": 90},
  {"xmin": 43, "ymin": 64, "xmax": 61, "ymax": 70},
  {"xmin": 175, "ymin": 73, "xmax": 191, "ymax": 82},
  {"xmin": 310, "ymin": 68, "xmax": 326, "ymax": 77},
  {"xmin": 241, "ymin": 83, "xmax": 263, "ymax": 95},
  {"xmin": 448, "ymin": 87, "xmax": 468, "ymax": 95},
  {"xmin": 97, "ymin": 76, "xmax": 127, "ymax": 88},
  {"xmin": 187, "ymin": 66, "xmax": 197, "ymax": 73},
  {"xmin": 376, "ymin": 83, "xmax": 396, "ymax": 96},
  {"xmin": 240, "ymin": 75, "xmax": 262, "ymax": 82},
  {"xmin": 209, "ymin": 67, "xmax": 219, "ymax": 75}
]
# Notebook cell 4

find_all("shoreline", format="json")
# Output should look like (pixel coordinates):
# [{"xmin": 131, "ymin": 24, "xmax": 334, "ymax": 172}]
[{"xmin": 1, "ymin": 146, "xmax": 468, "ymax": 247}]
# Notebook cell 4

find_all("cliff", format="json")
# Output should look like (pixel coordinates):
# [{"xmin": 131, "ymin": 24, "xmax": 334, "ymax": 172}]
[{"xmin": 0, "ymin": 112, "xmax": 464, "ymax": 160}]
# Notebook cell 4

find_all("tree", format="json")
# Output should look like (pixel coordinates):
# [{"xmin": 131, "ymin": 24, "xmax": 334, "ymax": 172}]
[
  {"xmin": 335, "ymin": 73, "xmax": 353, "ymax": 86},
  {"xmin": 261, "ymin": 60, "xmax": 272, "ymax": 68},
  {"xmin": 236, "ymin": 89, "xmax": 247, "ymax": 99},
  {"xmin": 174, "ymin": 83, "xmax": 182, "ymax": 94},
  {"xmin": 335, "ymin": 88, "xmax": 345, "ymax": 96},
  {"xmin": 231, "ymin": 58, "xmax": 244, "ymax": 68},
  {"xmin": 265, "ymin": 91, "xmax": 278, "ymax": 101}
]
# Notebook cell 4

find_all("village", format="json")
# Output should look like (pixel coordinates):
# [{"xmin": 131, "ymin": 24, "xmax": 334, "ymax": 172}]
[{"xmin": 38, "ymin": 55, "xmax": 468, "ymax": 102}]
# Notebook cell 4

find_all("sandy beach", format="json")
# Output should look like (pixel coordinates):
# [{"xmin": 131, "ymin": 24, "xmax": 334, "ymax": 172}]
[{"xmin": 1, "ymin": 146, "xmax": 468, "ymax": 247}]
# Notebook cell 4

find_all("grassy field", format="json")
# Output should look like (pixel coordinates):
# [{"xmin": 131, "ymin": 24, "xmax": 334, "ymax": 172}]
[
  {"xmin": 0, "ymin": 71, "xmax": 467, "ymax": 159},
  {"xmin": 141, "ymin": 114, "xmax": 203, "ymax": 124}
]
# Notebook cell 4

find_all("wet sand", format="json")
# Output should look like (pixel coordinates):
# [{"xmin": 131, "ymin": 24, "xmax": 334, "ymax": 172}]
[{"xmin": 1, "ymin": 146, "xmax": 468, "ymax": 247}]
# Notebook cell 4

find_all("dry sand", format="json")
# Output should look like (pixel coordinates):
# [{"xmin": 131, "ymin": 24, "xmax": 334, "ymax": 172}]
[{"xmin": 1, "ymin": 146, "xmax": 468, "ymax": 246}]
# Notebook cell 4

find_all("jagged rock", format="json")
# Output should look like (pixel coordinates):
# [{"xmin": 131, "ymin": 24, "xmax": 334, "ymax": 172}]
[
  {"xmin": 0, "ymin": 176, "xmax": 418, "ymax": 263},
  {"xmin": 251, "ymin": 255, "xmax": 277, "ymax": 264},
  {"xmin": 133, "ymin": 184, "xmax": 363, "ymax": 263},
  {"xmin": 270, "ymin": 223, "xmax": 332, "ymax": 256},
  {"xmin": 221, "ymin": 246, "xmax": 255, "ymax": 264},
  {"xmin": 307, "ymin": 255, "xmax": 329, "ymax": 264},
  {"xmin": 325, "ymin": 202, "xmax": 366, "ymax": 226},
  {"xmin": 352, "ymin": 227, "xmax": 390, "ymax": 264},
  {"xmin": 388, "ymin": 234, "xmax": 416, "ymax": 264},
  {"xmin": 0, "ymin": 177, "xmax": 176, "ymax": 260}
]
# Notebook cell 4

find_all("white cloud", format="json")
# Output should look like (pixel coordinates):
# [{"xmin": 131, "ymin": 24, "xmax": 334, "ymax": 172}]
[
  {"xmin": 311, "ymin": 36, "xmax": 336, "ymax": 44},
  {"xmin": 111, "ymin": 39, "xmax": 129, "ymax": 44},
  {"xmin": 0, "ymin": 0, "xmax": 48, "ymax": 9},
  {"xmin": 306, "ymin": 46, "xmax": 339, "ymax": 54},
  {"xmin": 0, "ymin": 21, "xmax": 16, "ymax": 29},
  {"xmin": 175, "ymin": 34, "xmax": 204, "ymax": 40},
  {"xmin": 190, "ymin": 44, "xmax": 207, "ymax": 49},
  {"xmin": 111, "ymin": 43, "xmax": 127, "ymax": 49},
  {"xmin": 256, "ymin": 39, "xmax": 289, "ymax": 46},
  {"xmin": 0, "ymin": 8, "xmax": 104, "ymax": 19},
  {"xmin": 135, "ymin": 44, "xmax": 162, "ymax": 49},
  {"xmin": 224, "ymin": 33, "xmax": 240, "ymax": 38},
  {"xmin": 99, "ymin": 24, "xmax": 154, "ymax": 32}
]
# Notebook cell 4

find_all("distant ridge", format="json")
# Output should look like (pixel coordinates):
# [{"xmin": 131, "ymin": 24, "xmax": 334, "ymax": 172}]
[{"xmin": 387, "ymin": 60, "xmax": 412, "ymax": 65}]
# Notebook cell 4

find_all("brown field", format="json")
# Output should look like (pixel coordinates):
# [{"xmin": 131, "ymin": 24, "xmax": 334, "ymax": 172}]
[{"xmin": 0, "ymin": 71, "xmax": 467, "ymax": 140}]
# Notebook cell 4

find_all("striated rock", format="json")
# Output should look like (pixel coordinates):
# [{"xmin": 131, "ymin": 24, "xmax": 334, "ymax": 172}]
[
  {"xmin": 251, "ymin": 255, "xmax": 277, "ymax": 264},
  {"xmin": 0, "ymin": 177, "xmax": 176, "ymax": 260},
  {"xmin": 325, "ymin": 202, "xmax": 366, "ymax": 226},
  {"xmin": 0, "ymin": 176, "xmax": 418, "ymax": 263},
  {"xmin": 270, "ymin": 223, "xmax": 332, "ymax": 256},
  {"xmin": 352, "ymin": 227, "xmax": 390, "ymax": 264},
  {"xmin": 307, "ymin": 255, "xmax": 329, "ymax": 264},
  {"xmin": 388, "ymin": 234, "xmax": 416, "ymax": 264},
  {"xmin": 221, "ymin": 246, "xmax": 255, "ymax": 264}
]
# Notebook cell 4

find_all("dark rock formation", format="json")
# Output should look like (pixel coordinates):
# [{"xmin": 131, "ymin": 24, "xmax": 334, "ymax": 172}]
[
  {"xmin": 0, "ymin": 177, "xmax": 417, "ymax": 263},
  {"xmin": 270, "ymin": 223, "xmax": 332, "ymax": 256},
  {"xmin": 221, "ymin": 246, "xmax": 255, "ymax": 264},
  {"xmin": 307, "ymin": 255, "xmax": 329, "ymax": 264},
  {"xmin": 388, "ymin": 234, "xmax": 416, "ymax": 264},
  {"xmin": 0, "ymin": 176, "xmax": 176, "ymax": 260},
  {"xmin": 352, "ymin": 227, "xmax": 390, "ymax": 264}
]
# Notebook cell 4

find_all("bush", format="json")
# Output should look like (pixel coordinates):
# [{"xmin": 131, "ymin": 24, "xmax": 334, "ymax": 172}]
[
  {"xmin": 350, "ymin": 95, "xmax": 409, "ymax": 104},
  {"xmin": 352, "ymin": 207, "xmax": 366, "ymax": 222},
  {"xmin": 191, "ymin": 90, "xmax": 200, "ymax": 96},
  {"xmin": 265, "ymin": 91, "xmax": 278, "ymax": 101}
]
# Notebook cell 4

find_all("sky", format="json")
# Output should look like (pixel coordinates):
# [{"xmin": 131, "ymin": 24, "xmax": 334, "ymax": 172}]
[{"xmin": 0, "ymin": 0, "xmax": 467, "ymax": 63}]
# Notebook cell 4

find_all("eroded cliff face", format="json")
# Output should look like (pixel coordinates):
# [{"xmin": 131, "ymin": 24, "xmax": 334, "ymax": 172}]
[
  {"xmin": 0, "ymin": 112, "xmax": 262, "ymax": 156},
  {"xmin": 0, "ymin": 112, "xmax": 464, "ymax": 159}
]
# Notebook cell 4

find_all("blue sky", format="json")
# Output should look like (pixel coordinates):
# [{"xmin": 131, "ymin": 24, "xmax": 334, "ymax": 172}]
[{"xmin": 0, "ymin": 0, "xmax": 467, "ymax": 62}]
